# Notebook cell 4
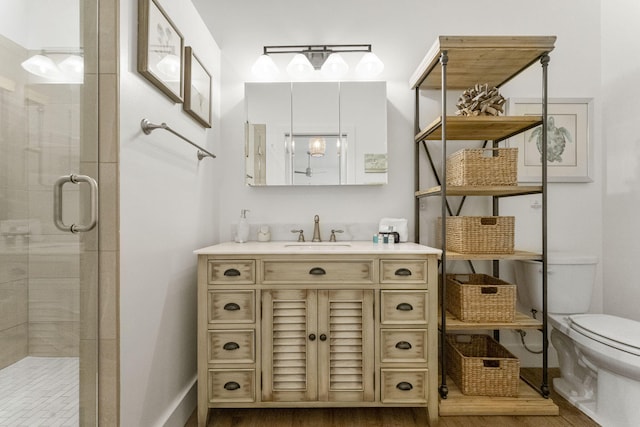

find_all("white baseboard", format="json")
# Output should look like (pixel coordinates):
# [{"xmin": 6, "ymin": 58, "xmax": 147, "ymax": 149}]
[{"xmin": 158, "ymin": 375, "xmax": 197, "ymax": 427}]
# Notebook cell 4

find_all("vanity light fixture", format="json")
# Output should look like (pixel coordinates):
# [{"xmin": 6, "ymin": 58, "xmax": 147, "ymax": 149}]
[
  {"xmin": 252, "ymin": 44, "xmax": 384, "ymax": 79},
  {"xmin": 21, "ymin": 49, "xmax": 84, "ymax": 83}
]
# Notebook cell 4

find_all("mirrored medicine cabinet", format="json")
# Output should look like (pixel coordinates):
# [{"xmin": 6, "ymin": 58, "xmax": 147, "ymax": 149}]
[{"xmin": 244, "ymin": 81, "xmax": 387, "ymax": 186}]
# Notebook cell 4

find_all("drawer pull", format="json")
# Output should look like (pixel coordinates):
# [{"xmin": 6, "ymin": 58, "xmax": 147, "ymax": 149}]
[
  {"xmin": 396, "ymin": 382, "xmax": 413, "ymax": 391},
  {"xmin": 395, "ymin": 341, "xmax": 412, "ymax": 350},
  {"xmin": 223, "ymin": 381, "xmax": 241, "ymax": 391},
  {"xmin": 309, "ymin": 334, "xmax": 316, "ymax": 341},
  {"xmin": 320, "ymin": 334, "xmax": 327, "ymax": 341},
  {"xmin": 309, "ymin": 267, "xmax": 326, "ymax": 275},
  {"xmin": 223, "ymin": 342, "xmax": 240, "ymax": 351},
  {"xmin": 394, "ymin": 268, "xmax": 412, "ymax": 276},
  {"xmin": 223, "ymin": 302, "xmax": 240, "ymax": 311},
  {"xmin": 396, "ymin": 303, "xmax": 413, "ymax": 311},
  {"xmin": 223, "ymin": 268, "xmax": 241, "ymax": 277}
]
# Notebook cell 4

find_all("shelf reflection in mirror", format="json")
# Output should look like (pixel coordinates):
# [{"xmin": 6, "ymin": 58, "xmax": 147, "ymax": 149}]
[{"xmin": 244, "ymin": 81, "xmax": 387, "ymax": 186}]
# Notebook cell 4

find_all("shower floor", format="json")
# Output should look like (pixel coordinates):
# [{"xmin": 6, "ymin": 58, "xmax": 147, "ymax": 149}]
[{"xmin": 0, "ymin": 357, "xmax": 78, "ymax": 426}]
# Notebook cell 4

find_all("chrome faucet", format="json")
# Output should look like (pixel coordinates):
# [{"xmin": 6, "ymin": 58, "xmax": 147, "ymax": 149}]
[{"xmin": 312, "ymin": 215, "xmax": 321, "ymax": 242}]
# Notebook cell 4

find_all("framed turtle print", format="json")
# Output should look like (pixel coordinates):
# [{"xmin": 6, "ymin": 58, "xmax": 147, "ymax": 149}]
[
  {"xmin": 508, "ymin": 98, "xmax": 593, "ymax": 182},
  {"xmin": 138, "ymin": 0, "xmax": 184, "ymax": 102},
  {"xmin": 183, "ymin": 46, "xmax": 212, "ymax": 127}
]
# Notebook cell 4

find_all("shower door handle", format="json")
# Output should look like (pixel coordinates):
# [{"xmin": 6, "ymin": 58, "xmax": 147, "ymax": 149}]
[{"xmin": 54, "ymin": 174, "xmax": 99, "ymax": 233}]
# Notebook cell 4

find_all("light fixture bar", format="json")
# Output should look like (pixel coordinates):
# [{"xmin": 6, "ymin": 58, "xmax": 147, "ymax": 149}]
[{"xmin": 263, "ymin": 44, "xmax": 372, "ymax": 55}]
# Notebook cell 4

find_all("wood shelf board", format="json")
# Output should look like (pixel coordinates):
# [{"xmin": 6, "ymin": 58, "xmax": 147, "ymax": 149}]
[
  {"xmin": 415, "ymin": 116, "xmax": 542, "ymax": 142},
  {"xmin": 439, "ymin": 376, "xmax": 559, "ymax": 416},
  {"xmin": 442, "ymin": 250, "xmax": 542, "ymax": 261},
  {"xmin": 416, "ymin": 185, "xmax": 543, "ymax": 198},
  {"xmin": 409, "ymin": 35, "xmax": 557, "ymax": 90},
  {"xmin": 440, "ymin": 310, "xmax": 542, "ymax": 330}
]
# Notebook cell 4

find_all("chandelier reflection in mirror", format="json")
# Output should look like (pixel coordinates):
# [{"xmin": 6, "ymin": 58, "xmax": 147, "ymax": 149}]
[
  {"xmin": 288, "ymin": 133, "xmax": 347, "ymax": 185},
  {"xmin": 252, "ymin": 44, "xmax": 384, "ymax": 80}
]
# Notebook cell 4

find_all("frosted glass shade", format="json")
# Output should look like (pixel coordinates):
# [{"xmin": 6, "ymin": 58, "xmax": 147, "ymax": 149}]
[
  {"xmin": 252, "ymin": 54, "xmax": 279, "ymax": 79},
  {"xmin": 321, "ymin": 53, "xmax": 348, "ymax": 79},
  {"xmin": 286, "ymin": 53, "xmax": 314, "ymax": 79},
  {"xmin": 355, "ymin": 52, "xmax": 384, "ymax": 77},
  {"xmin": 309, "ymin": 137, "xmax": 326, "ymax": 157},
  {"xmin": 21, "ymin": 54, "xmax": 60, "ymax": 78}
]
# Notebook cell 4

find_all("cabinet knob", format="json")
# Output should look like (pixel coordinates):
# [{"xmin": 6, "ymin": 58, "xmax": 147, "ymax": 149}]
[
  {"xmin": 223, "ymin": 268, "xmax": 241, "ymax": 277},
  {"xmin": 396, "ymin": 303, "xmax": 413, "ymax": 311},
  {"xmin": 223, "ymin": 302, "xmax": 240, "ymax": 311},
  {"xmin": 223, "ymin": 342, "xmax": 240, "ymax": 351},
  {"xmin": 223, "ymin": 381, "xmax": 241, "ymax": 391},
  {"xmin": 319, "ymin": 334, "xmax": 327, "ymax": 341},
  {"xmin": 395, "ymin": 341, "xmax": 412, "ymax": 350},
  {"xmin": 309, "ymin": 267, "xmax": 326, "ymax": 275},
  {"xmin": 394, "ymin": 268, "xmax": 412, "ymax": 276},
  {"xmin": 396, "ymin": 382, "xmax": 413, "ymax": 391},
  {"xmin": 309, "ymin": 334, "xmax": 316, "ymax": 341}
]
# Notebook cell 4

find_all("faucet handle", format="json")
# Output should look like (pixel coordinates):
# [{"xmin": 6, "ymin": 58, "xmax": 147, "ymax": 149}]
[
  {"xmin": 329, "ymin": 229, "xmax": 344, "ymax": 242},
  {"xmin": 291, "ymin": 229, "xmax": 305, "ymax": 242}
]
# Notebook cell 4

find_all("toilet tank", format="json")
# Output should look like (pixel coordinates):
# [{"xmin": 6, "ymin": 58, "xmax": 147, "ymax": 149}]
[{"xmin": 514, "ymin": 253, "xmax": 598, "ymax": 314}]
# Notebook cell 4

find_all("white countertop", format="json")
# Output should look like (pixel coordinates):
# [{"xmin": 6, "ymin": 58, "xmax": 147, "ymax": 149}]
[{"xmin": 194, "ymin": 241, "xmax": 442, "ymax": 255}]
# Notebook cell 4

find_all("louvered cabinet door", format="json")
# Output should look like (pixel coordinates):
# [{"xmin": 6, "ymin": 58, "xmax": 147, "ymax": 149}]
[
  {"xmin": 262, "ymin": 289, "xmax": 318, "ymax": 402},
  {"xmin": 317, "ymin": 289, "xmax": 375, "ymax": 402}
]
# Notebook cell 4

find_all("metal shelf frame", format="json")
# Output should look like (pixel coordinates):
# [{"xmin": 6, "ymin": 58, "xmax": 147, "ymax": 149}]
[{"xmin": 413, "ymin": 48, "xmax": 552, "ymax": 401}]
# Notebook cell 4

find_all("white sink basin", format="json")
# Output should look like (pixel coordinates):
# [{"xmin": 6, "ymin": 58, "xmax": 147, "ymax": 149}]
[{"xmin": 284, "ymin": 242, "xmax": 352, "ymax": 250}]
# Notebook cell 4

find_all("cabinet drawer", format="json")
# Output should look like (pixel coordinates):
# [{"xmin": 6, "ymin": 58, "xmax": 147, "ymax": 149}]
[
  {"xmin": 380, "ymin": 260, "xmax": 428, "ymax": 284},
  {"xmin": 208, "ymin": 290, "xmax": 255, "ymax": 324},
  {"xmin": 263, "ymin": 260, "xmax": 374, "ymax": 284},
  {"xmin": 381, "ymin": 369, "xmax": 428, "ymax": 404},
  {"xmin": 208, "ymin": 260, "xmax": 255, "ymax": 285},
  {"xmin": 208, "ymin": 330, "xmax": 255, "ymax": 364},
  {"xmin": 381, "ymin": 329, "xmax": 428, "ymax": 363},
  {"xmin": 381, "ymin": 291, "xmax": 428, "ymax": 325},
  {"xmin": 208, "ymin": 369, "xmax": 255, "ymax": 403}
]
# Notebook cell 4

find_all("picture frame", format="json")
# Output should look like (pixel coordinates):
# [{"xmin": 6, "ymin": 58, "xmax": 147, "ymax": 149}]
[
  {"xmin": 508, "ymin": 98, "xmax": 593, "ymax": 183},
  {"xmin": 137, "ymin": 0, "xmax": 184, "ymax": 103},
  {"xmin": 183, "ymin": 46, "xmax": 212, "ymax": 128}
]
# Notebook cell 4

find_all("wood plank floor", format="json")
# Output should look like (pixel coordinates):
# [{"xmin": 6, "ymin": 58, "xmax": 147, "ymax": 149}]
[{"xmin": 184, "ymin": 369, "xmax": 600, "ymax": 427}]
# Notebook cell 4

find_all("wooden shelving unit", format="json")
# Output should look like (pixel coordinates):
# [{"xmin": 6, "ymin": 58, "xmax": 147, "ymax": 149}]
[{"xmin": 411, "ymin": 35, "xmax": 558, "ymax": 417}]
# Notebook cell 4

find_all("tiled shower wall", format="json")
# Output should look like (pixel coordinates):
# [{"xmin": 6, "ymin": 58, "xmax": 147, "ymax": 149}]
[{"xmin": 0, "ymin": 34, "xmax": 82, "ymax": 367}]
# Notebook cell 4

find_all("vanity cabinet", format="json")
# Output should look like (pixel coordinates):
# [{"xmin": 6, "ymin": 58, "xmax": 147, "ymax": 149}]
[{"xmin": 195, "ymin": 242, "xmax": 439, "ymax": 427}]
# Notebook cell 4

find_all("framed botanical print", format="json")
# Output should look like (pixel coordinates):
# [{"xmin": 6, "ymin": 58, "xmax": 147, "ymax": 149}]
[
  {"xmin": 508, "ymin": 98, "xmax": 593, "ymax": 182},
  {"xmin": 138, "ymin": 0, "xmax": 184, "ymax": 102},
  {"xmin": 183, "ymin": 46, "xmax": 212, "ymax": 128}
]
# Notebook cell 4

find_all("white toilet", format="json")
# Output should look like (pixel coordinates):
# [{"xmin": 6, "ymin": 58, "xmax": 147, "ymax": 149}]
[{"xmin": 515, "ymin": 253, "xmax": 640, "ymax": 427}]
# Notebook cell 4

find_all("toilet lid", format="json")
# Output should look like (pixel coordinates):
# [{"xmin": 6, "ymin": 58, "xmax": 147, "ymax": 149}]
[{"xmin": 569, "ymin": 314, "xmax": 640, "ymax": 356}]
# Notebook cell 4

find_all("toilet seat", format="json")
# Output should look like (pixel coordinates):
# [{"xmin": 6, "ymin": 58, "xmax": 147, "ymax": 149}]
[{"xmin": 568, "ymin": 314, "xmax": 640, "ymax": 356}]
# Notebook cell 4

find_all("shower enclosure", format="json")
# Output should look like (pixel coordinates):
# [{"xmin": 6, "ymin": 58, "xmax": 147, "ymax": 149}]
[{"xmin": 0, "ymin": 1, "xmax": 99, "ymax": 425}]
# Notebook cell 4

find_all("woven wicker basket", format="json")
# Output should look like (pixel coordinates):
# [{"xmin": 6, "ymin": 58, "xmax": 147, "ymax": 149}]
[
  {"xmin": 439, "ymin": 216, "xmax": 515, "ymax": 254},
  {"xmin": 446, "ymin": 148, "xmax": 517, "ymax": 186},
  {"xmin": 446, "ymin": 334, "xmax": 520, "ymax": 397},
  {"xmin": 446, "ymin": 274, "xmax": 516, "ymax": 322}
]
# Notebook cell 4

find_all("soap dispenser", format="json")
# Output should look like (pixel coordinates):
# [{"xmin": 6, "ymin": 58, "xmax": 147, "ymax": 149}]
[{"xmin": 235, "ymin": 209, "xmax": 250, "ymax": 243}]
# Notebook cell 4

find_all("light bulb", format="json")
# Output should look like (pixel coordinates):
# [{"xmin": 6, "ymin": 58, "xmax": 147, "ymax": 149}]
[
  {"xmin": 321, "ymin": 53, "xmax": 348, "ymax": 79},
  {"xmin": 356, "ymin": 52, "xmax": 384, "ymax": 77},
  {"xmin": 286, "ymin": 53, "xmax": 314, "ymax": 79},
  {"xmin": 251, "ymin": 54, "xmax": 279, "ymax": 79},
  {"xmin": 21, "ymin": 54, "xmax": 61, "ymax": 78}
]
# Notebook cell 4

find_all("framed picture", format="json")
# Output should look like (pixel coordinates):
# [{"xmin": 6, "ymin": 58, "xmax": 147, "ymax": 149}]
[
  {"xmin": 138, "ymin": 0, "xmax": 184, "ymax": 102},
  {"xmin": 183, "ymin": 47, "xmax": 212, "ymax": 128},
  {"xmin": 508, "ymin": 98, "xmax": 593, "ymax": 182}
]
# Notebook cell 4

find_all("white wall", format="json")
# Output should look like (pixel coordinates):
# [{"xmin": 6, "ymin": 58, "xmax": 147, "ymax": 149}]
[
  {"xmin": 119, "ymin": 0, "xmax": 221, "ymax": 425},
  {"xmin": 601, "ymin": 0, "xmax": 640, "ymax": 321},
  {"xmin": 193, "ymin": 0, "xmax": 603, "ymax": 365}
]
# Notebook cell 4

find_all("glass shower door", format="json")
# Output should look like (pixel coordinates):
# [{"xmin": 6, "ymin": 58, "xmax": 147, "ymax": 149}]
[{"xmin": 0, "ymin": 0, "xmax": 99, "ymax": 425}]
